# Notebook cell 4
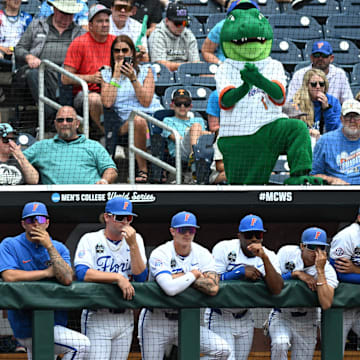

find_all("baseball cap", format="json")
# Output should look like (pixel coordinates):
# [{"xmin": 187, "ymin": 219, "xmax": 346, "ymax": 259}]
[
  {"xmin": 166, "ymin": 2, "xmax": 188, "ymax": 22},
  {"xmin": 0, "ymin": 123, "xmax": 14, "ymax": 138},
  {"xmin": 51, "ymin": 0, "xmax": 83, "ymax": 14},
  {"xmin": 88, "ymin": 4, "xmax": 111, "ymax": 21},
  {"xmin": 311, "ymin": 41, "xmax": 333, "ymax": 56},
  {"xmin": 22, "ymin": 202, "xmax": 49, "ymax": 219},
  {"xmin": 238, "ymin": 214, "xmax": 266, "ymax": 232},
  {"xmin": 301, "ymin": 227, "xmax": 328, "ymax": 246},
  {"xmin": 282, "ymin": 102, "xmax": 307, "ymax": 118},
  {"xmin": 227, "ymin": 0, "xmax": 259, "ymax": 14},
  {"xmin": 341, "ymin": 99, "xmax": 360, "ymax": 116},
  {"xmin": 105, "ymin": 197, "xmax": 138, "ymax": 216},
  {"xmin": 172, "ymin": 88, "xmax": 191, "ymax": 101},
  {"xmin": 171, "ymin": 211, "xmax": 199, "ymax": 228}
]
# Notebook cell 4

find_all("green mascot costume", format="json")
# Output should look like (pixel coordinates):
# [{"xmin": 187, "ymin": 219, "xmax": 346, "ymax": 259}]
[{"xmin": 216, "ymin": 0, "xmax": 324, "ymax": 185}]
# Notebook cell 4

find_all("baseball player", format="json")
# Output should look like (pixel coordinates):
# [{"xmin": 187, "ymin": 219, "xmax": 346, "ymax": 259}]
[
  {"xmin": 330, "ymin": 207, "xmax": 360, "ymax": 353},
  {"xmin": 269, "ymin": 227, "xmax": 338, "ymax": 360},
  {"xmin": 0, "ymin": 201, "xmax": 90, "ymax": 360},
  {"xmin": 138, "ymin": 211, "xmax": 231, "ymax": 360},
  {"xmin": 205, "ymin": 214, "xmax": 283, "ymax": 360},
  {"xmin": 74, "ymin": 196, "xmax": 148, "ymax": 360}
]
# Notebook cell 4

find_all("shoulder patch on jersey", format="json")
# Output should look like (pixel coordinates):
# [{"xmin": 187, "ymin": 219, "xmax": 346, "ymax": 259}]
[
  {"xmin": 335, "ymin": 247, "xmax": 344, "ymax": 257},
  {"xmin": 227, "ymin": 251, "xmax": 236, "ymax": 262},
  {"xmin": 154, "ymin": 259, "xmax": 163, "ymax": 268},
  {"xmin": 78, "ymin": 250, "xmax": 86, "ymax": 258},
  {"xmin": 170, "ymin": 258, "xmax": 176, "ymax": 268},
  {"xmin": 285, "ymin": 261, "xmax": 295, "ymax": 271},
  {"xmin": 96, "ymin": 243, "xmax": 104, "ymax": 254}
]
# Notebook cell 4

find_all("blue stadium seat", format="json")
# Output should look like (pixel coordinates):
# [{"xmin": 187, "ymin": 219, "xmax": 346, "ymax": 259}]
[
  {"xmin": 20, "ymin": 0, "xmax": 41, "ymax": 16},
  {"xmin": 270, "ymin": 39, "xmax": 303, "ymax": 70},
  {"xmin": 341, "ymin": 0, "xmax": 360, "ymax": 15},
  {"xmin": 268, "ymin": 14, "xmax": 324, "ymax": 43},
  {"xmin": 162, "ymin": 85, "xmax": 212, "ymax": 114},
  {"xmin": 187, "ymin": 15, "xmax": 206, "ymax": 38},
  {"xmin": 350, "ymin": 84, "xmax": 360, "ymax": 97},
  {"xmin": 175, "ymin": 62, "xmax": 219, "ymax": 89},
  {"xmin": 293, "ymin": 60, "xmax": 311, "ymax": 72},
  {"xmin": 150, "ymin": 62, "xmax": 176, "ymax": 96},
  {"xmin": 269, "ymin": 156, "xmax": 290, "ymax": 184},
  {"xmin": 16, "ymin": 132, "xmax": 37, "ymax": 150},
  {"xmin": 197, "ymin": 37, "xmax": 205, "ymax": 61},
  {"xmin": 256, "ymin": 0, "xmax": 282, "ymax": 17},
  {"xmin": 193, "ymin": 133, "xmax": 215, "ymax": 184},
  {"xmin": 203, "ymin": 13, "xmax": 226, "ymax": 35},
  {"xmin": 182, "ymin": 0, "xmax": 223, "ymax": 21},
  {"xmin": 351, "ymin": 63, "xmax": 360, "ymax": 85},
  {"xmin": 324, "ymin": 15, "xmax": 360, "ymax": 46}
]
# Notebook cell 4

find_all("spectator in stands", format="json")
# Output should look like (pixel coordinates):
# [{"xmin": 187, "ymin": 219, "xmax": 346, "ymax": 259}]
[
  {"xmin": 209, "ymin": 137, "xmax": 227, "ymax": 185},
  {"xmin": 206, "ymin": 89, "xmax": 220, "ymax": 133},
  {"xmin": 109, "ymin": 0, "xmax": 149, "ymax": 62},
  {"xmin": 0, "ymin": 123, "xmax": 38, "ymax": 185},
  {"xmin": 132, "ymin": 0, "xmax": 163, "ymax": 37},
  {"xmin": 101, "ymin": 35, "xmax": 162, "ymax": 183},
  {"xmin": 37, "ymin": 0, "xmax": 89, "ymax": 29},
  {"xmin": 288, "ymin": 41, "xmax": 353, "ymax": 104},
  {"xmin": 0, "ymin": 201, "xmax": 91, "ymax": 359},
  {"xmin": 74, "ymin": 196, "xmax": 147, "ymax": 360},
  {"xmin": 292, "ymin": 69, "xmax": 341, "ymax": 142},
  {"xmin": 23, "ymin": 105, "xmax": 118, "ymax": 184},
  {"xmin": 15, "ymin": 0, "xmax": 85, "ymax": 119},
  {"xmin": 161, "ymin": 89, "xmax": 210, "ymax": 167},
  {"xmin": 148, "ymin": 1, "xmax": 200, "ymax": 72},
  {"xmin": 311, "ymin": 99, "xmax": 360, "ymax": 185},
  {"xmin": 0, "ymin": 0, "xmax": 32, "ymax": 102},
  {"xmin": 139, "ymin": 210, "xmax": 231, "ymax": 360},
  {"xmin": 62, "ymin": 4, "xmax": 115, "ymax": 137}
]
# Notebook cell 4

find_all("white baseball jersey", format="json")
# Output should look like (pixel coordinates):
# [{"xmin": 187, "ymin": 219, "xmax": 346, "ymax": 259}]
[
  {"xmin": 215, "ymin": 57, "xmax": 287, "ymax": 138},
  {"xmin": 74, "ymin": 229, "xmax": 147, "ymax": 278},
  {"xmin": 330, "ymin": 223, "xmax": 360, "ymax": 264},
  {"xmin": 212, "ymin": 239, "xmax": 281, "ymax": 313}
]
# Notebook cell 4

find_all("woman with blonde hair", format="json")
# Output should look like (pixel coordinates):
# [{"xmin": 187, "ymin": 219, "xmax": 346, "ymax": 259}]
[{"xmin": 292, "ymin": 68, "xmax": 341, "ymax": 140}]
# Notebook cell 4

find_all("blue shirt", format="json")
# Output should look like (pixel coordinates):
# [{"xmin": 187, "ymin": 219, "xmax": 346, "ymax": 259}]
[
  {"xmin": 207, "ymin": 19, "xmax": 225, "ymax": 62},
  {"xmin": 0, "ymin": 233, "xmax": 71, "ymax": 338},
  {"xmin": 313, "ymin": 94, "xmax": 341, "ymax": 132},
  {"xmin": 206, "ymin": 90, "xmax": 220, "ymax": 118},
  {"xmin": 311, "ymin": 128, "xmax": 360, "ymax": 184},
  {"xmin": 162, "ymin": 116, "xmax": 207, "ymax": 157}
]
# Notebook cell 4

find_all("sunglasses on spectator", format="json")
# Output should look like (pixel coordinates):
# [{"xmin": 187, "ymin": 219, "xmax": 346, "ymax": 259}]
[
  {"xmin": 24, "ymin": 215, "xmax": 48, "ymax": 225},
  {"xmin": 176, "ymin": 227, "xmax": 197, "ymax": 235},
  {"xmin": 310, "ymin": 81, "xmax": 325, "ymax": 88},
  {"xmin": 173, "ymin": 20, "xmax": 187, "ymax": 27},
  {"xmin": 174, "ymin": 100, "xmax": 192, "ymax": 107},
  {"xmin": 344, "ymin": 114, "xmax": 360, "ymax": 121},
  {"xmin": 243, "ymin": 231, "xmax": 263, "ymax": 240},
  {"xmin": 113, "ymin": 47, "xmax": 130, "ymax": 54},
  {"xmin": 110, "ymin": 214, "xmax": 133, "ymax": 222},
  {"xmin": 113, "ymin": 4, "xmax": 132, "ymax": 11},
  {"xmin": 56, "ymin": 117, "xmax": 75, "ymax": 123},
  {"xmin": 2, "ymin": 137, "xmax": 15, "ymax": 143},
  {"xmin": 312, "ymin": 53, "xmax": 330, "ymax": 59},
  {"xmin": 304, "ymin": 244, "xmax": 326, "ymax": 251}
]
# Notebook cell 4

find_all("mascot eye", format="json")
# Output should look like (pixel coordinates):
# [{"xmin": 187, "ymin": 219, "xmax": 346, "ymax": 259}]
[
  {"xmin": 228, "ymin": 14, "xmax": 235, "ymax": 21},
  {"xmin": 258, "ymin": 13, "xmax": 264, "ymax": 20}
]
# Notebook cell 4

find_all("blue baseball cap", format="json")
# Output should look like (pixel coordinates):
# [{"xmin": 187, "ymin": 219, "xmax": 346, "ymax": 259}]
[
  {"xmin": 0, "ymin": 123, "xmax": 14, "ymax": 138},
  {"xmin": 239, "ymin": 214, "xmax": 266, "ymax": 232},
  {"xmin": 312, "ymin": 41, "xmax": 333, "ymax": 56},
  {"xmin": 301, "ymin": 227, "xmax": 328, "ymax": 246},
  {"xmin": 171, "ymin": 211, "xmax": 199, "ymax": 228},
  {"xmin": 227, "ymin": 0, "xmax": 259, "ymax": 14},
  {"xmin": 22, "ymin": 202, "xmax": 49, "ymax": 219},
  {"xmin": 105, "ymin": 197, "xmax": 137, "ymax": 216}
]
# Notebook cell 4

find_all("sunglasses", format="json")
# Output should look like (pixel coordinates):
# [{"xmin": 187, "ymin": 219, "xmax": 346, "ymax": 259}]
[
  {"xmin": 113, "ymin": 47, "xmax": 130, "ymax": 54},
  {"xmin": 305, "ymin": 244, "xmax": 326, "ymax": 251},
  {"xmin": 173, "ymin": 20, "xmax": 187, "ymax": 27},
  {"xmin": 24, "ymin": 215, "xmax": 48, "ymax": 225},
  {"xmin": 2, "ymin": 137, "xmax": 15, "ymax": 143},
  {"xmin": 243, "ymin": 231, "xmax": 263, "ymax": 240},
  {"xmin": 344, "ymin": 114, "xmax": 360, "ymax": 121},
  {"xmin": 56, "ymin": 117, "xmax": 74, "ymax": 123},
  {"xmin": 111, "ymin": 214, "xmax": 133, "ymax": 222},
  {"xmin": 113, "ymin": 4, "xmax": 133, "ymax": 11},
  {"xmin": 312, "ymin": 53, "xmax": 330, "ymax": 59},
  {"xmin": 176, "ymin": 227, "xmax": 196, "ymax": 235},
  {"xmin": 174, "ymin": 100, "xmax": 192, "ymax": 107},
  {"xmin": 310, "ymin": 81, "xmax": 325, "ymax": 88}
]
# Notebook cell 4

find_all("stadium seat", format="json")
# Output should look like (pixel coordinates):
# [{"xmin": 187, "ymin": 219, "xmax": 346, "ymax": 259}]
[
  {"xmin": 270, "ymin": 39, "xmax": 303, "ymax": 71},
  {"xmin": 303, "ymin": 39, "xmax": 360, "ymax": 68},
  {"xmin": 324, "ymin": 15, "xmax": 360, "ymax": 47},
  {"xmin": 351, "ymin": 84, "xmax": 360, "ymax": 97},
  {"xmin": 268, "ymin": 156, "xmax": 290, "ymax": 184},
  {"xmin": 256, "ymin": 0, "xmax": 282, "ymax": 17},
  {"xmin": 350, "ymin": 63, "xmax": 360, "ymax": 85},
  {"xmin": 268, "ymin": 14, "xmax": 324, "ymax": 43},
  {"xmin": 341, "ymin": 0, "xmax": 360, "ymax": 15},
  {"xmin": 182, "ymin": 0, "xmax": 223, "ymax": 22},
  {"xmin": 197, "ymin": 37, "xmax": 205, "ymax": 61},
  {"xmin": 20, "ymin": 0, "xmax": 41, "ymax": 16},
  {"xmin": 162, "ymin": 86, "xmax": 213, "ymax": 114},
  {"xmin": 193, "ymin": 133, "xmax": 215, "ymax": 184},
  {"xmin": 16, "ymin": 132, "xmax": 36, "ymax": 150},
  {"xmin": 175, "ymin": 62, "xmax": 219, "ymax": 89},
  {"xmin": 187, "ymin": 15, "xmax": 206, "ymax": 38},
  {"xmin": 293, "ymin": 60, "xmax": 311, "ymax": 72},
  {"xmin": 150, "ymin": 62, "xmax": 176, "ymax": 96},
  {"xmin": 203, "ymin": 13, "xmax": 226, "ymax": 35}
]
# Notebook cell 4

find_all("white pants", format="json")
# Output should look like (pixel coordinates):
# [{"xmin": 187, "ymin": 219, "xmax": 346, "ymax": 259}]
[
  {"xmin": 269, "ymin": 310, "xmax": 318, "ymax": 360},
  {"xmin": 138, "ymin": 308, "xmax": 231, "ymax": 360},
  {"xmin": 17, "ymin": 324, "xmax": 90, "ymax": 360},
  {"xmin": 81, "ymin": 308, "xmax": 133, "ymax": 360},
  {"xmin": 204, "ymin": 308, "xmax": 254, "ymax": 360},
  {"xmin": 343, "ymin": 308, "xmax": 360, "ymax": 352}
]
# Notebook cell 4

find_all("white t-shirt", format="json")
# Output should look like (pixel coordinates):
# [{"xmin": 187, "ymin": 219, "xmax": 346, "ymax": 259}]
[{"xmin": 215, "ymin": 57, "xmax": 287, "ymax": 137}]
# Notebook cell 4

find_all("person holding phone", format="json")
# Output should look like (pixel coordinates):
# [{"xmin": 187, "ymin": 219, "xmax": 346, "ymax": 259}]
[{"xmin": 101, "ymin": 34, "xmax": 163, "ymax": 183}]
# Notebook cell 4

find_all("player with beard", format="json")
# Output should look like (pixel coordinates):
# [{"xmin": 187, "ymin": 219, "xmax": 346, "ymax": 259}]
[{"xmin": 311, "ymin": 99, "xmax": 360, "ymax": 184}]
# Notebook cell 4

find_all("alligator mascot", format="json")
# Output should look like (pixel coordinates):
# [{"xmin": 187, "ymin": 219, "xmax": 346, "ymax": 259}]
[{"xmin": 215, "ymin": 0, "xmax": 323, "ymax": 185}]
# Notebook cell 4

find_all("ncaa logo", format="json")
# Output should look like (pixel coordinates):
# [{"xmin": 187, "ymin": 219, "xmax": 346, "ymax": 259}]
[{"xmin": 335, "ymin": 248, "xmax": 344, "ymax": 256}]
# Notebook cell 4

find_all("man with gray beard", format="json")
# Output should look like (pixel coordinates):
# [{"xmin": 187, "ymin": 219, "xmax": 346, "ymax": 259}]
[{"xmin": 311, "ymin": 99, "xmax": 360, "ymax": 184}]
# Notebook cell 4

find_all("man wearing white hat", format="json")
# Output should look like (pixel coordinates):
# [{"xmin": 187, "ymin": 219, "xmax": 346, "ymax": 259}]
[
  {"xmin": 15, "ymin": 0, "xmax": 85, "ymax": 120},
  {"xmin": 311, "ymin": 98, "xmax": 360, "ymax": 184}
]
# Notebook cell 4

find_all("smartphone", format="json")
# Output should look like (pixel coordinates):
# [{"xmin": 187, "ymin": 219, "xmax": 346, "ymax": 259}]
[{"xmin": 123, "ymin": 57, "xmax": 134, "ymax": 66}]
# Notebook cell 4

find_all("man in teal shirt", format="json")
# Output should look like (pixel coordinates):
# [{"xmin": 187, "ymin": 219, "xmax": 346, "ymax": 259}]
[{"xmin": 24, "ymin": 106, "xmax": 118, "ymax": 184}]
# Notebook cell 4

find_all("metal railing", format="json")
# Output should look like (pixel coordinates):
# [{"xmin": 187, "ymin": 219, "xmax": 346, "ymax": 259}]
[
  {"xmin": 128, "ymin": 110, "xmax": 183, "ymax": 184},
  {"xmin": 38, "ymin": 60, "xmax": 89, "ymax": 139}
]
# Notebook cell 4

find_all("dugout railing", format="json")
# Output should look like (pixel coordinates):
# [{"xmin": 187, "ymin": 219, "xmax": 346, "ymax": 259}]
[{"xmin": 1, "ymin": 280, "xmax": 358, "ymax": 360}]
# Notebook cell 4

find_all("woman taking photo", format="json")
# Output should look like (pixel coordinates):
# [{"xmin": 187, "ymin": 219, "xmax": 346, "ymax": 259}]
[{"xmin": 101, "ymin": 35, "xmax": 162, "ymax": 183}]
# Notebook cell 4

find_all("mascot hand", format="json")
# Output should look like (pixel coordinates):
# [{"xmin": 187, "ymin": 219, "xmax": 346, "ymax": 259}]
[{"xmin": 240, "ymin": 63, "xmax": 261, "ymax": 86}]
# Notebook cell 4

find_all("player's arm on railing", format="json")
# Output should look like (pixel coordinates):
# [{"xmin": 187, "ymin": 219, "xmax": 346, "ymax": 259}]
[{"xmin": 192, "ymin": 271, "xmax": 219, "ymax": 296}]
